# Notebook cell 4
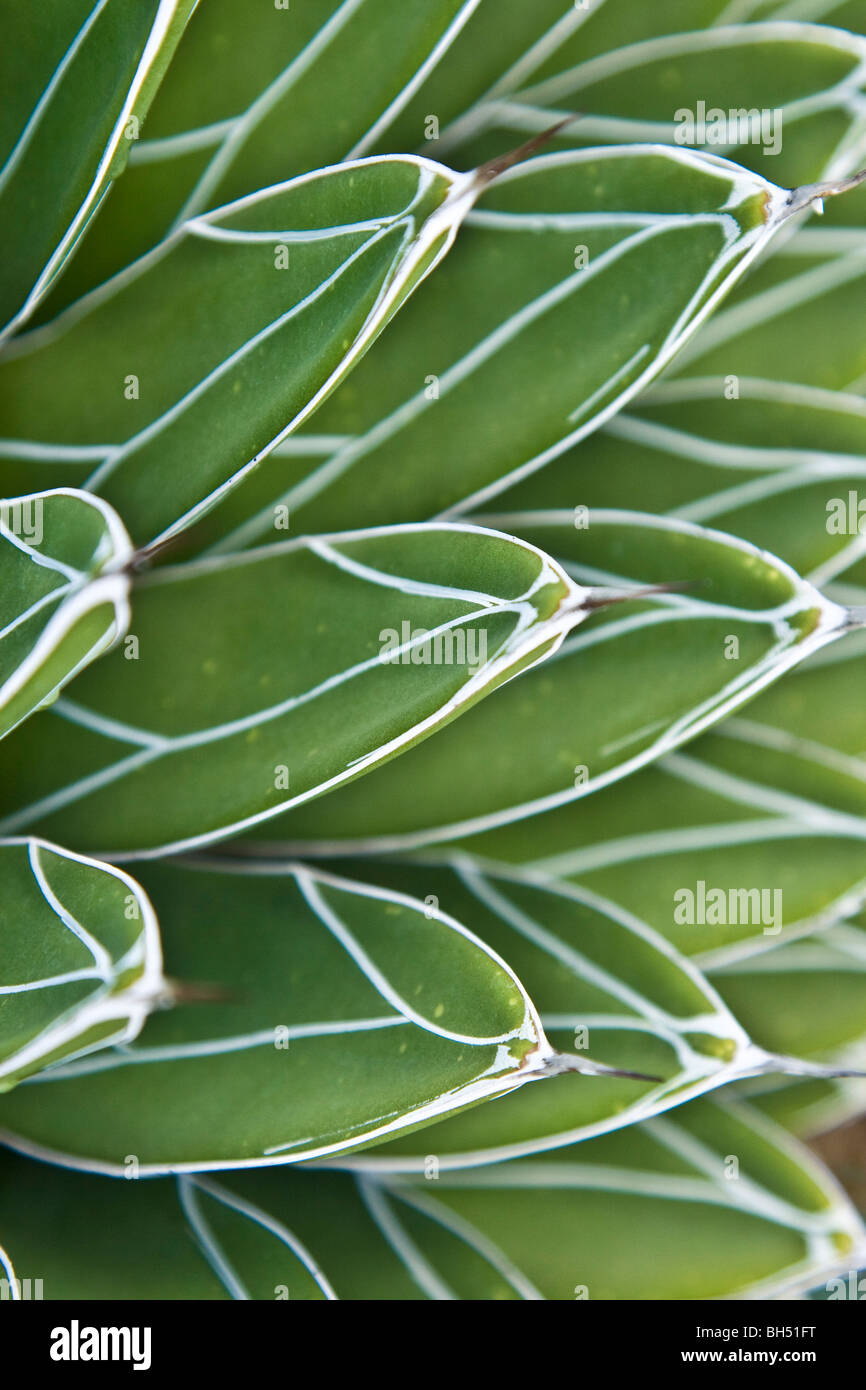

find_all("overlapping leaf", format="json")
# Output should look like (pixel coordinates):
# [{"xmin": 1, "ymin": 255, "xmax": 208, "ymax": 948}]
[
  {"xmin": 0, "ymin": 837, "xmax": 163, "ymax": 1091},
  {"xmin": 282, "ymin": 857, "xmax": 775, "ymax": 1167},
  {"xmin": 2, "ymin": 1097, "xmax": 860, "ymax": 1299},
  {"xmin": 247, "ymin": 513, "xmax": 846, "ymax": 853},
  {"xmin": 380, "ymin": 4, "xmax": 866, "ymax": 180},
  {"xmin": 0, "ymin": 1145, "xmax": 333, "ymax": 1300},
  {"xmin": 0, "ymin": 860, "xmax": 553, "ymax": 1173},
  {"xmin": 493, "ymin": 378, "xmax": 866, "ymax": 590},
  {"xmin": 0, "ymin": 488, "xmax": 131, "ymax": 740},
  {"xmin": 189, "ymin": 144, "xmax": 800, "ymax": 550},
  {"xmin": 35, "ymin": 0, "xmax": 485, "ymax": 313},
  {"xmin": 426, "ymin": 638, "xmax": 866, "ymax": 970},
  {"xmin": 0, "ymin": 155, "xmax": 478, "ymax": 546},
  {"xmin": 712, "ymin": 913, "xmax": 866, "ymax": 1063},
  {"xmin": 336, "ymin": 1098, "xmax": 865, "ymax": 1300},
  {"xmin": 0, "ymin": 0, "xmax": 196, "ymax": 339},
  {"xmin": 0, "ymin": 523, "xmax": 579, "ymax": 856},
  {"xmin": 739, "ymin": 1074, "xmax": 866, "ymax": 1139},
  {"xmin": 432, "ymin": 20, "xmax": 866, "ymax": 189},
  {"xmin": 670, "ymin": 215, "xmax": 866, "ymax": 392}
]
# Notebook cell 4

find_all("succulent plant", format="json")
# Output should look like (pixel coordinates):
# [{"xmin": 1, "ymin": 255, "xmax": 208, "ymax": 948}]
[{"xmin": 2, "ymin": 0, "xmax": 866, "ymax": 1304}]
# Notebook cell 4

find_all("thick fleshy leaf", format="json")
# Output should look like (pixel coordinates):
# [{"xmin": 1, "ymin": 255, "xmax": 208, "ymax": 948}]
[
  {"xmin": 0, "ymin": 837, "xmax": 163, "ymax": 1091},
  {"xmin": 376, "ymin": 0, "xmax": 728, "ymax": 160},
  {"xmin": 0, "ymin": 155, "xmax": 478, "ymax": 547},
  {"xmin": 36, "ymin": 0, "xmax": 485, "ymax": 314},
  {"xmin": 493, "ymin": 378, "xmax": 866, "ymax": 591},
  {"xmin": 277, "ymin": 857, "xmax": 781, "ymax": 1166},
  {"xmin": 672, "ymin": 220, "xmax": 866, "ymax": 392},
  {"xmin": 190, "ymin": 144, "xmax": 801, "ymax": 551},
  {"xmin": 0, "ymin": 860, "xmax": 555, "ymax": 1173},
  {"xmin": 243, "ymin": 513, "xmax": 846, "ymax": 853},
  {"xmin": 0, "ymin": 0, "xmax": 196, "ymax": 339},
  {"xmin": 429, "ymin": 639, "xmax": 866, "ymax": 969},
  {"xmin": 1, "ymin": 1098, "xmax": 860, "ymax": 1300},
  {"xmin": 0, "ymin": 522, "xmax": 579, "ymax": 857},
  {"xmin": 332, "ymin": 1098, "xmax": 865, "ymax": 1300},
  {"xmin": 0, "ymin": 488, "xmax": 131, "ymax": 740},
  {"xmin": 712, "ymin": 912, "xmax": 866, "ymax": 1062},
  {"xmin": 738, "ymin": 1074, "xmax": 866, "ymax": 1139},
  {"xmin": 435, "ymin": 22, "xmax": 866, "ymax": 189}
]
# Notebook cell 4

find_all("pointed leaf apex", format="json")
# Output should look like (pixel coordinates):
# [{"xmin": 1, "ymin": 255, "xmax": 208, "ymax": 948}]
[
  {"xmin": 472, "ymin": 117, "xmax": 581, "ymax": 190},
  {"xmin": 782, "ymin": 166, "xmax": 866, "ymax": 220}
]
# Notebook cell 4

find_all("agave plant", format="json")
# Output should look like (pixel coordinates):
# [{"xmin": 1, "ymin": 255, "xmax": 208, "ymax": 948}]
[{"xmin": 2, "ymin": 0, "xmax": 866, "ymax": 1305}]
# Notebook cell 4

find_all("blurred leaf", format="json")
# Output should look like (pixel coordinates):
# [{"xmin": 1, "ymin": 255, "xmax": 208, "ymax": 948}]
[
  {"xmin": 438, "ymin": 21, "xmax": 866, "ymax": 189},
  {"xmin": 433, "ymin": 638, "xmax": 866, "ymax": 968},
  {"xmin": 492, "ymin": 378, "xmax": 866, "ymax": 591},
  {"xmin": 0, "ymin": 1145, "xmax": 335, "ymax": 1299},
  {"xmin": 1, "ymin": 1096, "xmax": 859, "ymax": 1299},
  {"xmin": 0, "ymin": 488, "xmax": 131, "ymax": 740},
  {"xmin": 0, "ymin": 836, "xmax": 162, "ymax": 1091},
  {"xmin": 336, "ymin": 1097, "xmax": 865, "ymax": 1299},
  {"xmin": 0, "ymin": 156, "xmax": 476, "ymax": 546},
  {"xmin": 0, "ymin": 859, "xmax": 550, "ymax": 1172},
  {"xmin": 672, "ymin": 228, "xmax": 866, "ymax": 392},
  {"xmin": 381, "ymin": 4, "xmax": 866, "ymax": 186},
  {"xmin": 0, "ymin": 0, "xmax": 196, "ymax": 339},
  {"xmin": 737, "ymin": 1073, "xmax": 866, "ymax": 1138},
  {"xmin": 712, "ymin": 912, "xmax": 866, "ymax": 1061},
  {"xmin": 247, "ymin": 513, "xmax": 846, "ymax": 853}
]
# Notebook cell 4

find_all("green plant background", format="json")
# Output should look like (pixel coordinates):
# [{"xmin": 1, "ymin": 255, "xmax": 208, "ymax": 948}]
[{"xmin": 1, "ymin": 0, "xmax": 865, "ymax": 1301}]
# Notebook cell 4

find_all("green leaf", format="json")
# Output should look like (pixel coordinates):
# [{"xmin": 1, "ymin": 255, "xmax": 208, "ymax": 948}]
[
  {"xmin": 347, "ymin": 1097, "xmax": 864, "ymax": 1300},
  {"xmin": 492, "ymin": 377, "xmax": 866, "ymax": 590},
  {"xmin": 381, "ymin": 5, "xmax": 866, "ymax": 184},
  {"xmin": 0, "ymin": 155, "xmax": 477, "ymax": 547},
  {"xmin": 282, "ymin": 856, "xmax": 776, "ymax": 1165},
  {"xmin": 427, "ymin": 638, "xmax": 866, "ymax": 970},
  {"xmin": 191, "ymin": 144, "xmax": 796, "ymax": 550},
  {"xmin": 0, "ymin": 836, "xmax": 163, "ymax": 1091},
  {"xmin": 247, "ymin": 512, "xmax": 846, "ymax": 852},
  {"xmin": 739, "ymin": 1074, "xmax": 866, "ymax": 1139},
  {"xmin": 0, "ymin": 0, "xmax": 196, "ymax": 339},
  {"xmin": 0, "ymin": 859, "xmax": 552, "ymax": 1173},
  {"xmin": 2, "ymin": 1097, "xmax": 860, "ymax": 1299},
  {"xmin": 0, "ymin": 1145, "xmax": 335, "ymax": 1299},
  {"xmin": 0, "ymin": 522, "xmax": 578, "ymax": 856},
  {"xmin": 672, "ymin": 220, "xmax": 866, "ymax": 392},
  {"xmin": 437, "ymin": 21, "xmax": 866, "ymax": 189},
  {"xmin": 37, "ymin": 0, "xmax": 486, "ymax": 313},
  {"xmin": 712, "ymin": 912, "xmax": 866, "ymax": 1062},
  {"xmin": 0, "ymin": 488, "xmax": 131, "ymax": 740}
]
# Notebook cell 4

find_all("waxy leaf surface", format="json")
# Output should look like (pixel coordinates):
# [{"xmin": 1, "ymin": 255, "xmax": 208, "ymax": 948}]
[
  {"xmin": 0, "ymin": 489, "xmax": 131, "ymax": 740},
  {"xmin": 247, "ymin": 514, "xmax": 845, "ymax": 852},
  {"xmin": 0, "ymin": 861, "xmax": 548, "ymax": 1173},
  {"xmin": 0, "ymin": 0, "xmax": 195, "ymax": 338},
  {"xmin": 0, "ymin": 156, "xmax": 476, "ymax": 546},
  {"xmin": 0, "ymin": 523, "xmax": 577, "ymax": 856},
  {"xmin": 0, "ymin": 837, "xmax": 162, "ymax": 1091}
]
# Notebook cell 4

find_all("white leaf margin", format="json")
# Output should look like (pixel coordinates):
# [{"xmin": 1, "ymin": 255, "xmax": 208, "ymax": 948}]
[
  {"xmin": 0, "ymin": 488, "xmax": 132, "ymax": 739},
  {"xmin": 317, "ymin": 860, "xmax": 791, "ymax": 1174},
  {"xmin": 0, "ymin": 861, "xmax": 561, "ymax": 1175},
  {"xmin": 0, "ymin": 0, "xmax": 194, "ymax": 342},
  {"xmin": 0, "ymin": 835, "xmax": 164, "ymax": 1088},
  {"xmin": 262, "ymin": 510, "xmax": 850, "ymax": 856},
  {"xmin": 0, "ymin": 521, "xmax": 588, "ymax": 859},
  {"xmin": 83, "ymin": 154, "xmax": 485, "ymax": 547}
]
